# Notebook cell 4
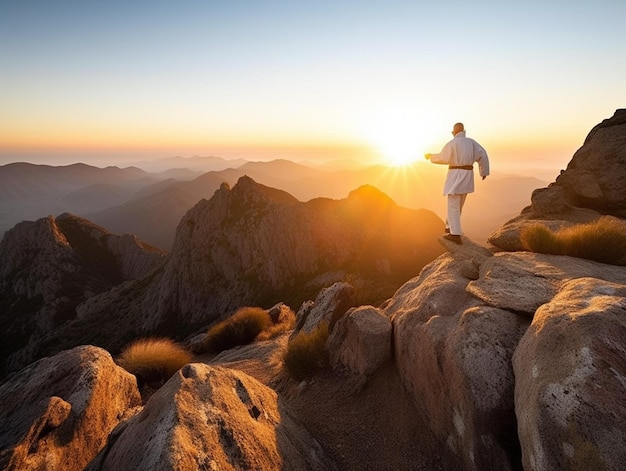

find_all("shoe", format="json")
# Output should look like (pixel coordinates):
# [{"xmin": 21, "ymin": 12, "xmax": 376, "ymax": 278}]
[{"xmin": 443, "ymin": 234, "xmax": 462, "ymax": 245}]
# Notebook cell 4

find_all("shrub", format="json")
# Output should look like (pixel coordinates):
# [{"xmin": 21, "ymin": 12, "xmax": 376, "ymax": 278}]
[
  {"xmin": 197, "ymin": 306, "xmax": 271, "ymax": 354},
  {"xmin": 117, "ymin": 338, "xmax": 192, "ymax": 386},
  {"xmin": 283, "ymin": 322, "xmax": 330, "ymax": 381},
  {"xmin": 521, "ymin": 216, "xmax": 626, "ymax": 265}
]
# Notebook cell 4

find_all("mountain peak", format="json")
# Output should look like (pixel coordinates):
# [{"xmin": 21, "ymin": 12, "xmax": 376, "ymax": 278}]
[{"xmin": 0, "ymin": 213, "xmax": 166, "ymax": 375}]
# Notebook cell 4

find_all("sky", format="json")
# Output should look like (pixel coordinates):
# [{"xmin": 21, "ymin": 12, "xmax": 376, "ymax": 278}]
[{"xmin": 1, "ymin": 0, "xmax": 625, "ymax": 175}]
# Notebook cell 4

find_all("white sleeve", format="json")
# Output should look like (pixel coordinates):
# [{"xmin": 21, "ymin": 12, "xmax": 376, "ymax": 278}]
[
  {"xmin": 474, "ymin": 141, "xmax": 489, "ymax": 176},
  {"xmin": 430, "ymin": 141, "xmax": 453, "ymax": 165}
]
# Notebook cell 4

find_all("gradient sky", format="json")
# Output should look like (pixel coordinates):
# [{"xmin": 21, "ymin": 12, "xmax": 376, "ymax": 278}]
[{"xmin": 1, "ymin": 0, "xmax": 624, "ymax": 173}]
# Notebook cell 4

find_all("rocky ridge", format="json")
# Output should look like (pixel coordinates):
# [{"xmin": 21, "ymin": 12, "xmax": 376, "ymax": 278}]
[
  {"xmin": 137, "ymin": 178, "xmax": 444, "ymax": 330},
  {"xmin": 69, "ymin": 178, "xmax": 445, "ymax": 350},
  {"xmin": 0, "ymin": 214, "xmax": 165, "ymax": 375},
  {"xmin": 0, "ymin": 180, "xmax": 444, "ymax": 379}
]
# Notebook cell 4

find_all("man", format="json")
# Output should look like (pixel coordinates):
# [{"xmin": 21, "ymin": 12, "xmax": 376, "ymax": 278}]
[{"xmin": 425, "ymin": 122, "xmax": 489, "ymax": 244}]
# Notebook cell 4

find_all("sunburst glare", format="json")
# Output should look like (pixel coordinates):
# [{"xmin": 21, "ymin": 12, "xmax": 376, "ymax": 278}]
[{"xmin": 360, "ymin": 109, "xmax": 441, "ymax": 168}]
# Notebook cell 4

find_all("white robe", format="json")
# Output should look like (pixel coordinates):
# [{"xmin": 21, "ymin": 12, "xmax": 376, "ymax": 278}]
[{"xmin": 429, "ymin": 131, "xmax": 490, "ymax": 195}]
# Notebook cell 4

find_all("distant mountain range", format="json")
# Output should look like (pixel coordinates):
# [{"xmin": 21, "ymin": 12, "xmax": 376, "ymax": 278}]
[{"xmin": 0, "ymin": 159, "xmax": 548, "ymax": 249}]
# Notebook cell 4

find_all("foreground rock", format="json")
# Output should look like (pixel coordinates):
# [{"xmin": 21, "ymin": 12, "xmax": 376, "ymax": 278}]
[
  {"xmin": 88, "ymin": 363, "xmax": 336, "ymax": 471},
  {"xmin": 387, "ymin": 253, "xmax": 529, "ymax": 470},
  {"xmin": 513, "ymin": 278, "xmax": 626, "ymax": 470},
  {"xmin": 0, "ymin": 346, "xmax": 141, "ymax": 471}
]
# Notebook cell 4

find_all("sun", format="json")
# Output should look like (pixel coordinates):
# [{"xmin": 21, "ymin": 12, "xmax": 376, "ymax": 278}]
[
  {"xmin": 372, "ymin": 126, "xmax": 421, "ymax": 167},
  {"xmin": 378, "ymin": 139, "xmax": 418, "ymax": 167},
  {"xmin": 359, "ymin": 109, "xmax": 434, "ymax": 168}
]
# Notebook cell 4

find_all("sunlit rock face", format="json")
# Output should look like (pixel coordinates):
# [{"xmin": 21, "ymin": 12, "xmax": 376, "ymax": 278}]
[
  {"xmin": 0, "ymin": 346, "xmax": 141, "ymax": 471},
  {"xmin": 385, "ymin": 223, "xmax": 626, "ymax": 468},
  {"xmin": 0, "ymin": 213, "xmax": 165, "ymax": 376},
  {"xmin": 387, "ymin": 250, "xmax": 529, "ymax": 471},
  {"xmin": 87, "ymin": 364, "xmax": 336, "ymax": 471},
  {"xmin": 140, "ymin": 176, "xmax": 444, "ymax": 331},
  {"xmin": 467, "ymin": 251, "xmax": 626, "ymax": 315},
  {"xmin": 513, "ymin": 278, "xmax": 626, "ymax": 471},
  {"xmin": 489, "ymin": 108, "xmax": 626, "ymax": 251}
]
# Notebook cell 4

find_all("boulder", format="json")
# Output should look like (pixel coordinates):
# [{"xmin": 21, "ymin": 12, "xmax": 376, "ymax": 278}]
[
  {"xmin": 513, "ymin": 277, "xmax": 626, "ymax": 470},
  {"xmin": 294, "ymin": 282, "xmax": 356, "ymax": 336},
  {"xmin": 556, "ymin": 109, "xmax": 626, "ymax": 214},
  {"xmin": 326, "ymin": 305, "xmax": 392, "ymax": 379},
  {"xmin": 467, "ymin": 252, "xmax": 626, "ymax": 315},
  {"xmin": 388, "ymin": 254, "xmax": 529, "ymax": 470},
  {"xmin": 0, "ymin": 345, "xmax": 141, "ymax": 471},
  {"xmin": 88, "ymin": 363, "xmax": 336, "ymax": 471}
]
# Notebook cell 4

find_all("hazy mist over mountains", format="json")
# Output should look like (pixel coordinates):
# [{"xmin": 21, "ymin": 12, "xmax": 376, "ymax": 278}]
[{"xmin": 0, "ymin": 156, "xmax": 548, "ymax": 250}]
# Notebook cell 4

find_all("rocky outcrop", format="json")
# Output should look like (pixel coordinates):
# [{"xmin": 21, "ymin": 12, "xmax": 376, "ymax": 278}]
[
  {"xmin": 385, "ymin": 230, "xmax": 626, "ymax": 468},
  {"xmin": 87, "ymin": 364, "xmax": 336, "ymax": 471},
  {"xmin": 490, "ymin": 109, "xmax": 626, "ymax": 251},
  {"xmin": 387, "ymin": 253, "xmax": 529, "ymax": 470},
  {"xmin": 382, "ymin": 126, "xmax": 626, "ymax": 468},
  {"xmin": 513, "ymin": 277, "xmax": 626, "ymax": 470},
  {"xmin": 0, "ymin": 214, "xmax": 165, "ymax": 376},
  {"xmin": 0, "ymin": 346, "xmax": 141, "ymax": 471}
]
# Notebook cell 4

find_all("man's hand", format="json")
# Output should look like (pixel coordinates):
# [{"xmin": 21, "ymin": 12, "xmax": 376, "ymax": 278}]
[{"xmin": 424, "ymin": 153, "xmax": 431, "ymax": 160}]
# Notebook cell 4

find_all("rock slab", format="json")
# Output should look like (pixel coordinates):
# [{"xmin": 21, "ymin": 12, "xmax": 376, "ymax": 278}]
[
  {"xmin": 88, "ymin": 363, "xmax": 336, "ymax": 471},
  {"xmin": 0, "ymin": 345, "xmax": 141, "ymax": 471}
]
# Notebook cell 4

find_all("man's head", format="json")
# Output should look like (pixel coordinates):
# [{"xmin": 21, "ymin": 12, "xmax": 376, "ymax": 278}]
[{"xmin": 452, "ymin": 122, "xmax": 465, "ymax": 135}]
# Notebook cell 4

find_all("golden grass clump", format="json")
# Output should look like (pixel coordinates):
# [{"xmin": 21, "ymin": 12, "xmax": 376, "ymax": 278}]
[
  {"xmin": 520, "ymin": 216, "xmax": 626, "ymax": 265},
  {"xmin": 197, "ymin": 306, "xmax": 272, "ymax": 354},
  {"xmin": 117, "ymin": 337, "xmax": 192, "ymax": 385},
  {"xmin": 283, "ymin": 322, "xmax": 330, "ymax": 381}
]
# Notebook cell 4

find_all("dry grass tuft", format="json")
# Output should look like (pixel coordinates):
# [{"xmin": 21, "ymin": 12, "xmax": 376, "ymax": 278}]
[
  {"xmin": 196, "ymin": 306, "xmax": 272, "ymax": 354},
  {"xmin": 117, "ymin": 337, "xmax": 192, "ymax": 386},
  {"xmin": 521, "ymin": 216, "xmax": 626, "ymax": 265},
  {"xmin": 283, "ymin": 322, "xmax": 330, "ymax": 381}
]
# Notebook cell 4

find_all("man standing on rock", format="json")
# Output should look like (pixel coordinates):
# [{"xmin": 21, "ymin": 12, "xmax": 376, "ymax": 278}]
[{"xmin": 425, "ymin": 122, "xmax": 490, "ymax": 244}]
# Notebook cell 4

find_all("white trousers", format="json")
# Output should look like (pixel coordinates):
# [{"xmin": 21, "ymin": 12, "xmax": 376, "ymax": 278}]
[{"xmin": 446, "ymin": 193, "xmax": 467, "ymax": 236}]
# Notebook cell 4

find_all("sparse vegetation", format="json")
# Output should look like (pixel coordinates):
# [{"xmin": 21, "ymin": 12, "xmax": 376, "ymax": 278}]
[
  {"xmin": 195, "ymin": 306, "xmax": 272, "ymax": 354},
  {"xmin": 283, "ymin": 322, "xmax": 330, "ymax": 381},
  {"xmin": 520, "ymin": 216, "xmax": 626, "ymax": 265},
  {"xmin": 117, "ymin": 337, "xmax": 192, "ymax": 386}
]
